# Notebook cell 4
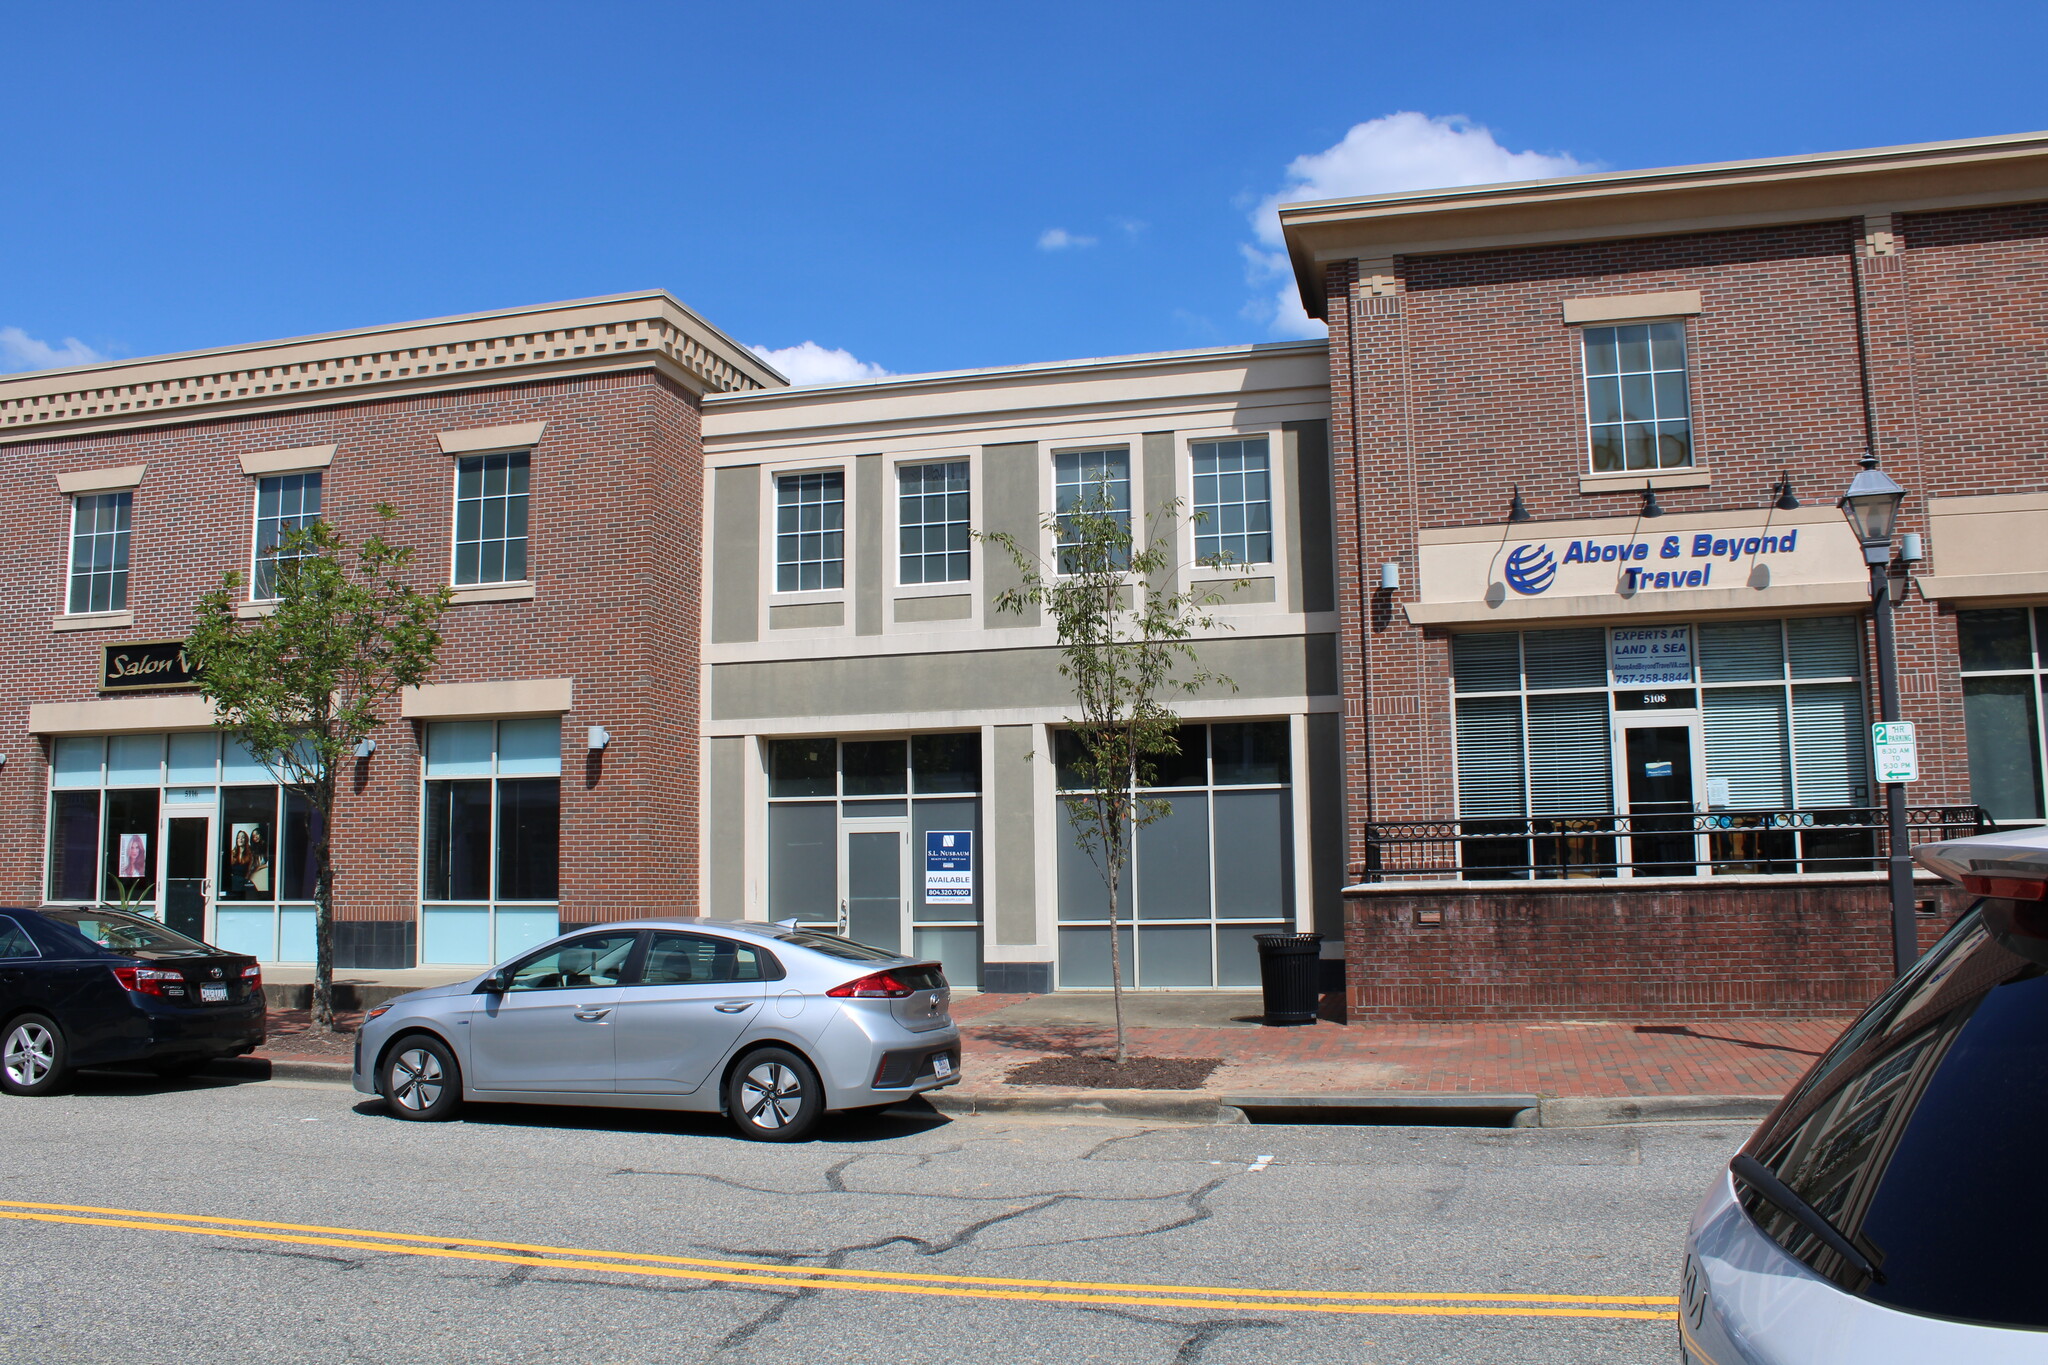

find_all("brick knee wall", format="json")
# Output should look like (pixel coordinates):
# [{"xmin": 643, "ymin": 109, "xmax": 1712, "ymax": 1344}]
[{"xmin": 1345, "ymin": 879, "xmax": 1962, "ymax": 1021}]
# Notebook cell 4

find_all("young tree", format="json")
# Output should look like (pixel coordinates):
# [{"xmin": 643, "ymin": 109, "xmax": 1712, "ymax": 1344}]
[
  {"xmin": 981, "ymin": 483, "xmax": 1242, "ymax": 1063},
  {"xmin": 187, "ymin": 510, "xmax": 449, "ymax": 1030}
]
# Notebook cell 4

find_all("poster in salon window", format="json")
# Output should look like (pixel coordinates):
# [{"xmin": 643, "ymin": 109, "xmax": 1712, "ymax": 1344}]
[{"xmin": 1609, "ymin": 625, "xmax": 1694, "ymax": 686}]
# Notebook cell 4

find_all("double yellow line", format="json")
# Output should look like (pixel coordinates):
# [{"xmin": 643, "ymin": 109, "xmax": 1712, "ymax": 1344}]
[{"xmin": 0, "ymin": 1199, "xmax": 1677, "ymax": 1322}]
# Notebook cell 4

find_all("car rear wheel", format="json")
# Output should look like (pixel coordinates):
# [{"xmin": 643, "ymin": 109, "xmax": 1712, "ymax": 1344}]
[
  {"xmin": 726, "ymin": 1047, "xmax": 823, "ymax": 1142},
  {"xmin": 1, "ymin": 1014, "xmax": 70, "ymax": 1097},
  {"xmin": 381, "ymin": 1035, "xmax": 462, "ymax": 1121}
]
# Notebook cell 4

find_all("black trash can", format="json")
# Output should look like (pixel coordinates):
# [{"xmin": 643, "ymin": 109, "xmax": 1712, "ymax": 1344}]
[{"xmin": 1255, "ymin": 932, "xmax": 1323, "ymax": 1026}]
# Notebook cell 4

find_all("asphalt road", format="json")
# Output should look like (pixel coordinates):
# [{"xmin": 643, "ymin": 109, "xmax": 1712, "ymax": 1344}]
[{"xmin": 0, "ymin": 1072, "xmax": 1729, "ymax": 1365}]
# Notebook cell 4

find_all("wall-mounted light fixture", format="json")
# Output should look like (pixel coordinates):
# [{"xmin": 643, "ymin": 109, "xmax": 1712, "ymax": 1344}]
[
  {"xmin": 1641, "ymin": 485, "xmax": 1665, "ymax": 518},
  {"xmin": 1508, "ymin": 487, "xmax": 1532, "ymax": 523},
  {"xmin": 1901, "ymin": 531, "xmax": 1924, "ymax": 563},
  {"xmin": 352, "ymin": 738, "xmax": 376, "ymax": 759},
  {"xmin": 587, "ymin": 725, "xmax": 612, "ymax": 751},
  {"xmin": 1771, "ymin": 471, "xmax": 1800, "ymax": 510},
  {"xmin": 1379, "ymin": 562, "xmax": 1401, "ymax": 591}
]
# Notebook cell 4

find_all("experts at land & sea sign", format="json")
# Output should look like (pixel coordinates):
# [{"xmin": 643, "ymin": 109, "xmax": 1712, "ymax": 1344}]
[{"xmin": 1505, "ymin": 530, "xmax": 1802, "ymax": 597}]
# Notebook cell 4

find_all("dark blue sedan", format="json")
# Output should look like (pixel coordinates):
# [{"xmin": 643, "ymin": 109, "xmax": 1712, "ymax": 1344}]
[{"xmin": 0, "ymin": 907, "xmax": 266, "ymax": 1095}]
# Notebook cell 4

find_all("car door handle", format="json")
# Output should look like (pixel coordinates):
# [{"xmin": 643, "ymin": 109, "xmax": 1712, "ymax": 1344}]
[
  {"xmin": 714, "ymin": 1002, "xmax": 754, "ymax": 1013},
  {"xmin": 573, "ymin": 1008, "xmax": 612, "ymax": 1021}
]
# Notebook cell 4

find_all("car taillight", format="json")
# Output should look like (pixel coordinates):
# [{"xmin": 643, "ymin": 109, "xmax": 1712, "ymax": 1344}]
[
  {"xmin": 1962, "ymin": 874, "xmax": 2048, "ymax": 901},
  {"xmin": 826, "ymin": 970, "xmax": 916, "ymax": 999},
  {"xmin": 109, "ymin": 964, "xmax": 186, "ymax": 997},
  {"xmin": 241, "ymin": 964, "xmax": 263, "ymax": 988}
]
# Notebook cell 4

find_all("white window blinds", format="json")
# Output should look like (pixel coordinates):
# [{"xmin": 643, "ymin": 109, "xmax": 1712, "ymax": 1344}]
[
  {"xmin": 1704, "ymin": 686, "xmax": 1791, "ymax": 808},
  {"xmin": 1528, "ymin": 693, "xmax": 1611, "ymax": 815},
  {"xmin": 1456, "ymin": 697, "xmax": 1525, "ymax": 817}
]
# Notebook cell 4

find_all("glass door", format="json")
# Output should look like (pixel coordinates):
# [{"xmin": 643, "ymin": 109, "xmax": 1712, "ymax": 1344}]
[
  {"xmin": 160, "ymin": 812, "xmax": 214, "ymax": 940},
  {"xmin": 840, "ymin": 820, "xmax": 908, "ymax": 954},
  {"xmin": 1621, "ymin": 722, "xmax": 1702, "ymax": 875}
]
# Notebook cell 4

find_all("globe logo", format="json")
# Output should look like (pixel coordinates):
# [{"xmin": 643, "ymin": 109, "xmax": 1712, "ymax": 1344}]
[{"xmin": 1503, "ymin": 543, "xmax": 1557, "ymax": 596}]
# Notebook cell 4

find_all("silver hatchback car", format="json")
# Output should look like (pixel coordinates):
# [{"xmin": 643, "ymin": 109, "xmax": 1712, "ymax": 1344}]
[
  {"xmin": 351, "ymin": 918, "xmax": 960, "ymax": 1141},
  {"xmin": 1678, "ymin": 824, "xmax": 2048, "ymax": 1363}
]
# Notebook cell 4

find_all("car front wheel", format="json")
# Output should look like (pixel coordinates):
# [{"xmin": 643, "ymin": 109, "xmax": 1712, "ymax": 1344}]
[
  {"xmin": 726, "ymin": 1047, "xmax": 823, "ymax": 1142},
  {"xmin": 1, "ymin": 1014, "xmax": 70, "ymax": 1097},
  {"xmin": 380, "ymin": 1035, "xmax": 462, "ymax": 1121}
]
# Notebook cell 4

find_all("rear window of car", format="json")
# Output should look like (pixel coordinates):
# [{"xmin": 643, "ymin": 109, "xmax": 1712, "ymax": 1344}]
[
  {"xmin": 1738, "ymin": 903, "xmax": 2048, "ymax": 1329},
  {"xmin": 0, "ymin": 916, "xmax": 40, "ymax": 959},
  {"xmin": 37, "ymin": 908, "xmax": 212, "ymax": 955},
  {"xmin": 774, "ymin": 931, "xmax": 903, "ymax": 962}
]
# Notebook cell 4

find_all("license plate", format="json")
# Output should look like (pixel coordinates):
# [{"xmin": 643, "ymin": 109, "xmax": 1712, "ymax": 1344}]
[
  {"xmin": 200, "ymin": 984, "xmax": 227, "ymax": 1003},
  {"xmin": 931, "ymin": 1054, "xmax": 952, "ymax": 1078}
]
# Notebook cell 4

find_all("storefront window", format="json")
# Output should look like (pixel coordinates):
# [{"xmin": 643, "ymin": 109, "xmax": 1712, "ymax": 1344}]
[
  {"xmin": 420, "ymin": 719, "xmax": 561, "ymax": 965},
  {"xmin": 1957, "ymin": 608, "xmax": 2048, "ymax": 824},
  {"xmin": 1053, "ymin": 721, "xmax": 1293, "ymax": 988},
  {"xmin": 42, "ymin": 732, "xmax": 317, "ymax": 961},
  {"xmin": 764, "ymin": 734, "xmax": 982, "ymax": 986},
  {"xmin": 1448, "ymin": 618, "xmax": 1869, "ymax": 878}
]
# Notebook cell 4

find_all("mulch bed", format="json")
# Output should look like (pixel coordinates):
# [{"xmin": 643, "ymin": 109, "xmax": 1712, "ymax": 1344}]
[
  {"xmin": 264, "ymin": 1008, "xmax": 362, "ymax": 1061},
  {"xmin": 1005, "ymin": 1055, "xmax": 1223, "ymax": 1090}
]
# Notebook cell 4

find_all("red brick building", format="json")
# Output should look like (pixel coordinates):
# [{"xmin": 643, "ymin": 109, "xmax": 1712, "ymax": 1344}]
[
  {"xmin": 0, "ymin": 293, "xmax": 778, "ymax": 968},
  {"xmin": 1280, "ymin": 131, "xmax": 2048, "ymax": 1018}
]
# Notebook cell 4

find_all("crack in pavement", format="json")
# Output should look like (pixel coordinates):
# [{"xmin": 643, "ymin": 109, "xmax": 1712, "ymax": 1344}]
[
  {"xmin": 1065, "ymin": 1303, "xmax": 1290, "ymax": 1365},
  {"xmin": 207, "ymin": 1245, "xmax": 365, "ymax": 1271}
]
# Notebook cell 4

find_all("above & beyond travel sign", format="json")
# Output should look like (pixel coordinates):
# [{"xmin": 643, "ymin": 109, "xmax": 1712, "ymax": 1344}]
[{"xmin": 1504, "ymin": 529, "xmax": 1803, "ymax": 597}]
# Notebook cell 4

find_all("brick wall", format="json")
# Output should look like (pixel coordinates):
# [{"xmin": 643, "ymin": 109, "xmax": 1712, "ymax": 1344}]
[
  {"xmin": 1344, "ymin": 879, "xmax": 1960, "ymax": 1021},
  {"xmin": 0, "ymin": 369, "xmax": 704, "ymax": 926}
]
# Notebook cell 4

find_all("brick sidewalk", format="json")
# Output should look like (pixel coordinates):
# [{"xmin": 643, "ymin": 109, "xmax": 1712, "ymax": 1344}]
[
  {"xmin": 949, "ymin": 994, "xmax": 1844, "ymax": 1098},
  {"xmin": 257, "ymin": 996, "xmax": 1849, "ymax": 1099}
]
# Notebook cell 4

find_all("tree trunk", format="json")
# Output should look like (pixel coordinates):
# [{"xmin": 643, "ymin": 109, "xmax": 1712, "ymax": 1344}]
[
  {"xmin": 311, "ymin": 781, "xmax": 336, "ymax": 1032},
  {"xmin": 1107, "ymin": 837, "xmax": 1128, "ymax": 1065}
]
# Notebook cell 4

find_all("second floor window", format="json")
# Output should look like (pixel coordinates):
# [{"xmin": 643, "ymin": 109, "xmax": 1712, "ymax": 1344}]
[
  {"xmin": 1583, "ymin": 322, "xmax": 1692, "ymax": 473},
  {"xmin": 252, "ymin": 472, "xmax": 323, "ymax": 599},
  {"xmin": 69, "ymin": 491, "xmax": 131, "ymax": 614},
  {"xmin": 1192, "ymin": 437, "xmax": 1272, "ymax": 566},
  {"xmin": 776, "ymin": 471, "xmax": 844, "ymax": 591},
  {"xmin": 454, "ymin": 452, "xmax": 529, "ymax": 586},
  {"xmin": 1054, "ymin": 448, "xmax": 1130, "ymax": 573},
  {"xmin": 899, "ymin": 461, "xmax": 970, "ymax": 584}
]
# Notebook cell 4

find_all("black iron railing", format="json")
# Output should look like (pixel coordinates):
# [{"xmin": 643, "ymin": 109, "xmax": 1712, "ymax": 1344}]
[{"xmin": 1359, "ymin": 805, "xmax": 1989, "ymax": 882}]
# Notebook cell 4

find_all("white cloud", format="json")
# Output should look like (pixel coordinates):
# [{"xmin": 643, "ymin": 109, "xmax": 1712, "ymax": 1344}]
[
  {"xmin": 1244, "ymin": 112, "xmax": 1598, "ymax": 337},
  {"xmin": 1037, "ymin": 227, "xmax": 1097, "ymax": 251},
  {"xmin": 748, "ymin": 340, "xmax": 892, "ymax": 387},
  {"xmin": 0, "ymin": 326, "xmax": 108, "ymax": 373}
]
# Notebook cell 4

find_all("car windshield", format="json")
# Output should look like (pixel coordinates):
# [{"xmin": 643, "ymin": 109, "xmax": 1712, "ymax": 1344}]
[
  {"xmin": 1739, "ymin": 903, "xmax": 2048, "ymax": 1329},
  {"xmin": 38, "ymin": 908, "xmax": 214, "ymax": 955},
  {"xmin": 774, "ymin": 931, "xmax": 902, "ymax": 962}
]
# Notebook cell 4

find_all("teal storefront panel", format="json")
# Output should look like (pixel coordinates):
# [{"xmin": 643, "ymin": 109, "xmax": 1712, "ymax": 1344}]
[{"xmin": 422, "ymin": 906, "xmax": 491, "ymax": 965}]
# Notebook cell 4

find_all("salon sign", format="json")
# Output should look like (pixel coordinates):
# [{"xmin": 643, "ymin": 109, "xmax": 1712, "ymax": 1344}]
[{"xmin": 100, "ymin": 639, "xmax": 201, "ymax": 693}]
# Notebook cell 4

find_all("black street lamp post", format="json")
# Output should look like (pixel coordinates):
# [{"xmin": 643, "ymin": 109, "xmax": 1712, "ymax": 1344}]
[{"xmin": 1839, "ymin": 454, "xmax": 1915, "ymax": 976}]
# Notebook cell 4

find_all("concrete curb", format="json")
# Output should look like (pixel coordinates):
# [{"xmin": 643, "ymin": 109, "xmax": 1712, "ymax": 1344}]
[
  {"xmin": 207, "ymin": 1056, "xmax": 356, "ymax": 1085},
  {"xmin": 929, "ymin": 1088, "xmax": 1782, "ymax": 1127},
  {"xmin": 1536, "ymin": 1095, "xmax": 1780, "ymax": 1127}
]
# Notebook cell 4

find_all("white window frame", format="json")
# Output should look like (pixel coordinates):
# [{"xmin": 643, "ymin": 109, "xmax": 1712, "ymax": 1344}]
[
  {"xmin": 448, "ymin": 449, "xmax": 533, "ymax": 588},
  {"xmin": 66, "ymin": 490, "xmax": 132, "ymax": 616},
  {"xmin": 1045, "ymin": 442, "xmax": 1134, "ymax": 579},
  {"xmin": 248, "ymin": 470, "xmax": 324, "ymax": 602},
  {"xmin": 1177, "ymin": 424, "xmax": 1286, "ymax": 585},
  {"xmin": 1577, "ymin": 319, "xmax": 1698, "ymax": 476},
  {"xmin": 892, "ymin": 454, "xmax": 976, "ymax": 590},
  {"xmin": 762, "ymin": 461, "xmax": 851, "ymax": 603}
]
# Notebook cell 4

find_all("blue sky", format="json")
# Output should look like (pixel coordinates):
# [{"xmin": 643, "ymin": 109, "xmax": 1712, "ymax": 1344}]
[{"xmin": 4, "ymin": 2, "xmax": 2044, "ymax": 383}]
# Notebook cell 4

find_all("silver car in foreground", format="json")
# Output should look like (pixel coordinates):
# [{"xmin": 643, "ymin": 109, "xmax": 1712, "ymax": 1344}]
[
  {"xmin": 1678, "ymin": 824, "xmax": 2048, "ymax": 1363},
  {"xmin": 351, "ymin": 917, "xmax": 960, "ymax": 1141}
]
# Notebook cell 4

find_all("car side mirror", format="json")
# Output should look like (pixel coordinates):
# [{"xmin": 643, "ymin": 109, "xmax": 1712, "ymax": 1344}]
[{"xmin": 477, "ymin": 973, "xmax": 508, "ymax": 994}]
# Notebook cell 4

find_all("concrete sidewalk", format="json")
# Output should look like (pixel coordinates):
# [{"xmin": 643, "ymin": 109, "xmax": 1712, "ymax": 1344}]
[{"xmin": 249, "ymin": 988, "xmax": 1841, "ymax": 1127}]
